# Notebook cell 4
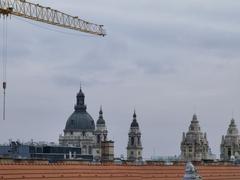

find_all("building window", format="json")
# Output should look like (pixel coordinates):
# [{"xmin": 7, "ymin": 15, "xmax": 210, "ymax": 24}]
[
  {"xmin": 131, "ymin": 137, "xmax": 134, "ymax": 146},
  {"xmin": 70, "ymin": 131, "xmax": 73, "ymax": 135},
  {"xmin": 96, "ymin": 150, "xmax": 100, "ymax": 154},
  {"xmin": 228, "ymin": 148, "xmax": 232, "ymax": 157},
  {"xmin": 83, "ymin": 145, "xmax": 87, "ymax": 154},
  {"xmin": 138, "ymin": 151, "xmax": 141, "ymax": 155},
  {"xmin": 82, "ymin": 131, "xmax": 86, "ymax": 136},
  {"xmin": 138, "ymin": 137, "xmax": 140, "ymax": 145},
  {"xmin": 97, "ymin": 135, "xmax": 101, "ymax": 144},
  {"xmin": 131, "ymin": 151, "xmax": 134, "ymax": 155},
  {"xmin": 88, "ymin": 146, "xmax": 92, "ymax": 155},
  {"xmin": 189, "ymin": 146, "xmax": 192, "ymax": 153}
]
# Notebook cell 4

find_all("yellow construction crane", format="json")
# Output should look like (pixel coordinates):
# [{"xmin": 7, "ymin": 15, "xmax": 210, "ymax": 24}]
[
  {"xmin": 0, "ymin": 0, "xmax": 106, "ymax": 36},
  {"xmin": 0, "ymin": 0, "xmax": 106, "ymax": 120}
]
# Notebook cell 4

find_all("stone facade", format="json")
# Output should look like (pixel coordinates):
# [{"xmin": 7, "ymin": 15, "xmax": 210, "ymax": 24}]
[
  {"xmin": 127, "ymin": 111, "xmax": 143, "ymax": 161},
  {"xmin": 181, "ymin": 114, "xmax": 210, "ymax": 161},
  {"xmin": 101, "ymin": 141, "xmax": 114, "ymax": 162},
  {"xmin": 220, "ymin": 118, "xmax": 240, "ymax": 161}
]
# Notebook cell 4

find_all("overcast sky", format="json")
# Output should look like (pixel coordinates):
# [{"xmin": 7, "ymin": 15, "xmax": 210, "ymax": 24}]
[{"xmin": 0, "ymin": 0, "xmax": 240, "ymax": 159}]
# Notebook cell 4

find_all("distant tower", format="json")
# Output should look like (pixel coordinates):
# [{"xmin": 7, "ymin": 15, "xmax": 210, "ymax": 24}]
[
  {"xmin": 93, "ymin": 107, "xmax": 108, "ymax": 161},
  {"xmin": 96, "ymin": 106, "xmax": 108, "ymax": 142},
  {"xmin": 220, "ymin": 118, "xmax": 240, "ymax": 161},
  {"xmin": 181, "ymin": 114, "xmax": 210, "ymax": 161},
  {"xmin": 127, "ymin": 111, "xmax": 143, "ymax": 161}
]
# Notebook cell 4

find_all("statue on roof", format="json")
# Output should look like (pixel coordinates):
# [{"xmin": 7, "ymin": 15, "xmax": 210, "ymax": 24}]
[{"xmin": 183, "ymin": 162, "xmax": 202, "ymax": 180}]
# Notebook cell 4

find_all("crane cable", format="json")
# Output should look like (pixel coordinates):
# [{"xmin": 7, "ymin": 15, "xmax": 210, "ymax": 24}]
[{"xmin": 2, "ymin": 16, "xmax": 8, "ymax": 120}]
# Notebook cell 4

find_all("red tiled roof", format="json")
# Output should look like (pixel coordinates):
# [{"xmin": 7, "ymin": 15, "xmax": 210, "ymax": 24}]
[{"xmin": 0, "ymin": 163, "xmax": 240, "ymax": 180}]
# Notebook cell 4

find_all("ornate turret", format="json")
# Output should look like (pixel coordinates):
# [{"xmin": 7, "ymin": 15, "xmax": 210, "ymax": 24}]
[
  {"xmin": 188, "ymin": 114, "xmax": 201, "ymax": 132},
  {"xmin": 97, "ymin": 106, "xmax": 106, "ymax": 125},
  {"xmin": 181, "ymin": 114, "xmax": 210, "ymax": 161},
  {"xmin": 227, "ymin": 119, "xmax": 239, "ymax": 136},
  {"xmin": 127, "ymin": 110, "xmax": 143, "ymax": 162},
  {"xmin": 95, "ymin": 106, "xmax": 108, "ymax": 141},
  {"xmin": 131, "ymin": 110, "xmax": 139, "ymax": 128},
  {"xmin": 93, "ymin": 106, "xmax": 108, "ymax": 161},
  {"xmin": 221, "ymin": 118, "xmax": 240, "ymax": 161}
]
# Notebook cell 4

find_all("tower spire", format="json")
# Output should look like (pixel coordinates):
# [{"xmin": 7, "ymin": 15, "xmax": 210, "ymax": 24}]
[
  {"xmin": 99, "ymin": 105, "xmax": 103, "ymax": 118},
  {"xmin": 80, "ymin": 82, "xmax": 82, "ymax": 91},
  {"xmin": 127, "ymin": 110, "xmax": 143, "ymax": 161},
  {"xmin": 133, "ymin": 109, "xmax": 136, "ymax": 118},
  {"xmin": 97, "ymin": 105, "xmax": 105, "ymax": 125},
  {"xmin": 192, "ymin": 113, "xmax": 198, "ymax": 121},
  {"xmin": 131, "ymin": 110, "xmax": 139, "ymax": 128},
  {"xmin": 75, "ymin": 87, "xmax": 86, "ymax": 111}
]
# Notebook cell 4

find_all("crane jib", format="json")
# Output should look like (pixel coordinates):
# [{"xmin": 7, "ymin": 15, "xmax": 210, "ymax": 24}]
[{"xmin": 0, "ymin": 0, "xmax": 106, "ymax": 36}]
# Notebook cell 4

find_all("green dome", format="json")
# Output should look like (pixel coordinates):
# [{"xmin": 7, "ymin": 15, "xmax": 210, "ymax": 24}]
[
  {"xmin": 65, "ymin": 111, "xmax": 95, "ymax": 132},
  {"xmin": 64, "ymin": 88, "xmax": 95, "ymax": 132}
]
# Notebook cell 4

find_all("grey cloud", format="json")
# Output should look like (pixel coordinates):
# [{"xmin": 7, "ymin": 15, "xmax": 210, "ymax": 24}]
[{"xmin": 0, "ymin": 0, "xmax": 240, "ymax": 159}]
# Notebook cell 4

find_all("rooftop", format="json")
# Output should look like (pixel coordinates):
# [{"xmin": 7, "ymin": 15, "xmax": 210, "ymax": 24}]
[{"xmin": 0, "ymin": 163, "xmax": 240, "ymax": 180}]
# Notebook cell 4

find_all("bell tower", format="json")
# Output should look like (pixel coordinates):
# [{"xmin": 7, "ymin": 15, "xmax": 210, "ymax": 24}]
[
  {"xmin": 127, "ymin": 110, "xmax": 143, "ymax": 161},
  {"xmin": 93, "ymin": 106, "xmax": 108, "ymax": 161}
]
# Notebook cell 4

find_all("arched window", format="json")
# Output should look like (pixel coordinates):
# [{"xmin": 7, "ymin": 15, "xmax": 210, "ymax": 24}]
[
  {"xmin": 138, "ymin": 137, "xmax": 141, "ymax": 145},
  {"xmin": 97, "ymin": 135, "xmax": 101, "ymax": 144},
  {"xmin": 104, "ymin": 135, "xmax": 107, "ymax": 141},
  {"xmin": 131, "ymin": 137, "xmax": 134, "ymax": 146}
]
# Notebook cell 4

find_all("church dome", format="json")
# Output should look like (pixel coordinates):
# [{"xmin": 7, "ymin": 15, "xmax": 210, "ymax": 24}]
[
  {"xmin": 65, "ymin": 111, "xmax": 95, "ymax": 132},
  {"xmin": 64, "ymin": 88, "xmax": 95, "ymax": 132}
]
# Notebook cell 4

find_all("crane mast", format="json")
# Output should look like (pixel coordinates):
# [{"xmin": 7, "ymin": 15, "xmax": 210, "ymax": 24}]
[
  {"xmin": 0, "ymin": 0, "xmax": 106, "ymax": 120},
  {"xmin": 0, "ymin": 0, "xmax": 106, "ymax": 36}
]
